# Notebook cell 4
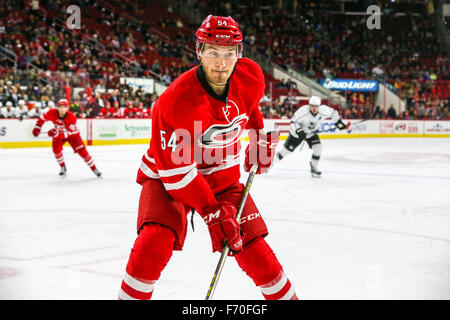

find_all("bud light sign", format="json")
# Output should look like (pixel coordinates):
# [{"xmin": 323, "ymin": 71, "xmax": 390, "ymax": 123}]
[{"xmin": 321, "ymin": 79, "xmax": 378, "ymax": 92}]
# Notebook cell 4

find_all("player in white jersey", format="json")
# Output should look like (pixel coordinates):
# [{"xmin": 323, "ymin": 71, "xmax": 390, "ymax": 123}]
[
  {"xmin": 275, "ymin": 96, "xmax": 347, "ymax": 177},
  {"xmin": 17, "ymin": 100, "xmax": 29, "ymax": 120},
  {"xmin": 0, "ymin": 101, "xmax": 18, "ymax": 118}
]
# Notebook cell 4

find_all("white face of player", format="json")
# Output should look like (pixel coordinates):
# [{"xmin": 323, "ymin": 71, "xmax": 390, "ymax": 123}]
[
  {"xmin": 58, "ymin": 105, "xmax": 69, "ymax": 117},
  {"xmin": 310, "ymin": 104, "xmax": 319, "ymax": 115},
  {"xmin": 199, "ymin": 44, "xmax": 238, "ymax": 88}
]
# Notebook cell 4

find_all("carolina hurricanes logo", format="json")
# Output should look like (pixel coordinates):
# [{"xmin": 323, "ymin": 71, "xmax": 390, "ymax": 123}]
[
  {"xmin": 198, "ymin": 100, "xmax": 248, "ymax": 148},
  {"xmin": 395, "ymin": 123, "xmax": 407, "ymax": 131},
  {"xmin": 200, "ymin": 114, "xmax": 248, "ymax": 148}
]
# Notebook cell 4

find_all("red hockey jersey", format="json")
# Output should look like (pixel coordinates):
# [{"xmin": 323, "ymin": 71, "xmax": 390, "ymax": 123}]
[
  {"xmin": 136, "ymin": 58, "xmax": 265, "ymax": 213},
  {"xmin": 35, "ymin": 108, "xmax": 80, "ymax": 139}
]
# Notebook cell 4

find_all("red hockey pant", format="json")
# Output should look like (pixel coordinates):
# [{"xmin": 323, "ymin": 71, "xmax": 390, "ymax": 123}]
[{"xmin": 52, "ymin": 134, "xmax": 96, "ymax": 170}]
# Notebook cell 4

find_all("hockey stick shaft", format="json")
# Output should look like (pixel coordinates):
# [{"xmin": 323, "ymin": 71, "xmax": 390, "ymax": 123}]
[
  {"xmin": 298, "ymin": 139, "xmax": 306, "ymax": 152},
  {"xmin": 321, "ymin": 105, "xmax": 381, "ymax": 133},
  {"xmin": 318, "ymin": 118, "xmax": 367, "ymax": 133},
  {"xmin": 205, "ymin": 163, "xmax": 258, "ymax": 300},
  {"xmin": 347, "ymin": 105, "xmax": 381, "ymax": 127}
]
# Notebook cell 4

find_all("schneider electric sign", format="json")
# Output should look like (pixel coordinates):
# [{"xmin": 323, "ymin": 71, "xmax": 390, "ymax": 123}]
[{"xmin": 321, "ymin": 79, "xmax": 379, "ymax": 92}]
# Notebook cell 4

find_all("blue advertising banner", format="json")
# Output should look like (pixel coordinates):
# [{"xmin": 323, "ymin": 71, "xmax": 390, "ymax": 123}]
[{"xmin": 321, "ymin": 78, "xmax": 379, "ymax": 92}]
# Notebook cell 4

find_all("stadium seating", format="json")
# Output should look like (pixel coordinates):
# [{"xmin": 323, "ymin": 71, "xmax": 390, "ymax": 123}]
[{"xmin": 0, "ymin": 0, "xmax": 448, "ymax": 119}]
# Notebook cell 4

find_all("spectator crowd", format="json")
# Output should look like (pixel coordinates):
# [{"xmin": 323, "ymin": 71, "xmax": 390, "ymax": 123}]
[
  {"xmin": 0, "ymin": 0, "xmax": 449, "ymax": 120},
  {"xmin": 0, "ymin": 78, "xmax": 157, "ymax": 119}
]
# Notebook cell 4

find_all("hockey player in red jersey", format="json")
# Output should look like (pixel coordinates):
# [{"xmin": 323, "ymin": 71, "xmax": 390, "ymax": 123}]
[
  {"xmin": 118, "ymin": 15, "xmax": 298, "ymax": 300},
  {"xmin": 32, "ymin": 99, "xmax": 102, "ymax": 178}
]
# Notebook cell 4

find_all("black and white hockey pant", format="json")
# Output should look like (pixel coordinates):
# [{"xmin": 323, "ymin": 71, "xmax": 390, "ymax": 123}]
[{"xmin": 277, "ymin": 132, "xmax": 322, "ymax": 167}]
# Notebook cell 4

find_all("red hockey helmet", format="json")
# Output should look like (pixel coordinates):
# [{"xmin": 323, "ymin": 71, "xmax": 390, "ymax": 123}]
[
  {"xmin": 195, "ymin": 15, "xmax": 243, "ymax": 58},
  {"xmin": 57, "ymin": 99, "xmax": 69, "ymax": 107}
]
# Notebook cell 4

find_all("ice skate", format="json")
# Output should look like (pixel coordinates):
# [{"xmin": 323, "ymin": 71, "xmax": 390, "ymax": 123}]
[
  {"xmin": 310, "ymin": 162, "xmax": 321, "ymax": 178},
  {"xmin": 59, "ymin": 166, "xmax": 67, "ymax": 178},
  {"xmin": 93, "ymin": 169, "xmax": 102, "ymax": 178},
  {"xmin": 276, "ymin": 152, "xmax": 284, "ymax": 161}
]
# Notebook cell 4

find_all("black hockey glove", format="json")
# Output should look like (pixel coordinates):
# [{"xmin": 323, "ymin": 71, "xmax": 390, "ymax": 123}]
[
  {"xmin": 295, "ymin": 129, "xmax": 306, "ymax": 140},
  {"xmin": 335, "ymin": 119, "xmax": 348, "ymax": 130}
]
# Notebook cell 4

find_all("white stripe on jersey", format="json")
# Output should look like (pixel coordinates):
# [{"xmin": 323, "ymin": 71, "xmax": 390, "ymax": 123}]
[
  {"xmin": 198, "ymin": 155, "xmax": 240, "ymax": 175},
  {"xmin": 158, "ymin": 163, "xmax": 197, "ymax": 178},
  {"xmin": 163, "ymin": 167, "xmax": 198, "ymax": 191},
  {"xmin": 143, "ymin": 152, "xmax": 155, "ymax": 164},
  {"xmin": 140, "ymin": 161, "xmax": 160, "ymax": 179},
  {"xmin": 139, "ymin": 152, "xmax": 239, "ymax": 189}
]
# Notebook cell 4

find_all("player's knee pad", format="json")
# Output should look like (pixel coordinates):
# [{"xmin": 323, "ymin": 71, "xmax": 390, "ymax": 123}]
[
  {"xmin": 75, "ymin": 145, "xmax": 88, "ymax": 156},
  {"xmin": 53, "ymin": 152, "xmax": 65, "ymax": 166},
  {"xmin": 235, "ymin": 237, "xmax": 282, "ymax": 286},
  {"xmin": 120, "ymin": 223, "xmax": 175, "ymax": 300},
  {"xmin": 235, "ymin": 237, "xmax": 297, "ymax": 300},
  {"xmin": 53, "ymin": 151, "xmax": 63, "ymax": 159},
  {"xmin": 126, "ymin": 223, "xmax": 175, "ymax": 281},
  {"xmin": 52, "ymin": 144, "xmax": 63, "ymax": 154},
  {"xmin": 311, "ymin": 142, "xmax": 322, "ymax": 157}
]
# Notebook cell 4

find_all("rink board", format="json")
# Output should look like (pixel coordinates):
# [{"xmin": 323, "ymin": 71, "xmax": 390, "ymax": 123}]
[{"xmin": 1, "ymin": 118, "xmax": 449, "ymax": 148}]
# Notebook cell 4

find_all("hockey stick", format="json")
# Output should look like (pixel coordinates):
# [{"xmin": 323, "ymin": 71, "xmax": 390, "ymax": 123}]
[
  {"xmin": 205, "ymin": 163, "xmax": 258, "ymax": 300},
  {"xmin": 298, "ymin": 139, "xmax": 306, "ymax": 152},
  {"xmin": 320, "ymin": 106, "xmax": 381, "ymax": 133},
  {"xmin": 346, "ymin": 105, "xmax": 381, "ymax": 128}
]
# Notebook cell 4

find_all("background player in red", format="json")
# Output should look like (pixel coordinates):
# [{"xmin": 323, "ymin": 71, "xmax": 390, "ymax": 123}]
[
  {"xmin": 32, "ymin": 99, "xmax": 102, "ymax": 178},
  {"xmin": 123, "ymin": 101, "xmax": 138, "ymax": 118},
  {"xmin": 118, "ymin": 15, "xmax": 298, "ymax": 300}
]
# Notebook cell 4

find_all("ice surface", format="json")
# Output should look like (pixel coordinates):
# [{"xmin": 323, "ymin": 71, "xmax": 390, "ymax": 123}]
[{"xmin": 1, "ymin": 138, "xmax": 449, "ymax": 299}]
